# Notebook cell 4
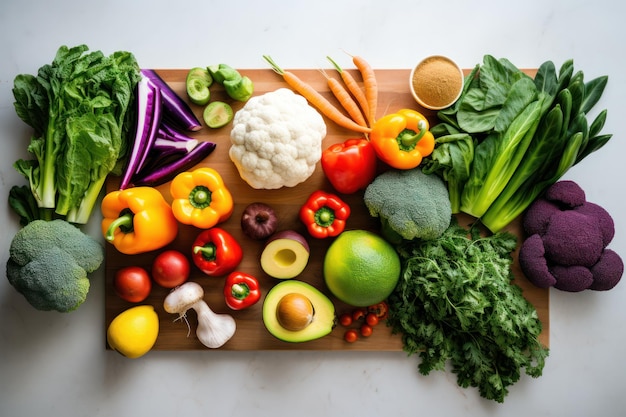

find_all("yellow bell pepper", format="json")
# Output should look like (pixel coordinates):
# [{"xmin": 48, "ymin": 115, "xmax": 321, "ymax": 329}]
[
  {"xmin": 170, "ymin": 167, "xmax": 234, "ymax": 229},
  {"xmin": 101, "ymin": 187, "xmax": 178, "ymax": 255},
  {"xmin": 370, "ymin": 108, "xmax": 435, "ymax": 170}
]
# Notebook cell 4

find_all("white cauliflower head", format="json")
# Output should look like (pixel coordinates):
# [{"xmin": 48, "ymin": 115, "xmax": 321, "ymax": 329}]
[{"xmin": 229, "ymin": 88, "xmax": 327, "ymax": 189}]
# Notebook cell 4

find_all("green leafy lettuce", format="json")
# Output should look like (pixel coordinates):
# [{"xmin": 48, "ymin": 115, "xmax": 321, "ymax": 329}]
[{"xmin": 11, "ymin": 44, "xmax": 140, "ymax": 224}]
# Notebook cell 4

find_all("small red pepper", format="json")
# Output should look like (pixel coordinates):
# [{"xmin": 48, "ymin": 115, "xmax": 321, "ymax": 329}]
[
  {"xmin": 191, "ymin": 227, "xmax": 243, "ymax": 277},
  {"xmin": 321, "ymin": 138, "xmax": 377, "ymax": 194},
  {"xmin": 224, "ymin": 271, "xmax": 261, "ymax": 310},
  {"xmin": 299, "ymin": 190, "xmax": 350, "ymax": 238},
  {"xmin": 367, "ymin": 301, "xmax": 389, "ymax": 320}
]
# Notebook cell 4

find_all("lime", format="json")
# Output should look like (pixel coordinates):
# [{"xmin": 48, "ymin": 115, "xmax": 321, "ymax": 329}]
[{"xmin": 323, "ymin": 230, "xmax": 401, "ymax": 307}]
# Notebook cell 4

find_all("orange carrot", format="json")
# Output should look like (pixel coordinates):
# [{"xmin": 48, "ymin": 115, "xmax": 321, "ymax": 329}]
[
  {"xmin": 263, "ymin": 55, "xmax": 371, "ymax": 134},
  {"xmin": 350, "ymin": 54, "xmax": 378, "ymax": 125},
  {"xmin": 327, "ymin": 56, "xmax": 372, "ymax": 126},
  {"xmin": 320, "ymin": 69, "xmax": 368, "ymax": 128}
]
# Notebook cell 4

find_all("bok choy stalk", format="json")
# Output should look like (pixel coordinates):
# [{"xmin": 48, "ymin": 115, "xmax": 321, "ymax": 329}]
[
  {"xmin": 480, "ymin": 62, "xmax": 611, "ymax": 231},
  {"xmin": 459, "ymin": 94, "xmax": 546, "ymax": 218},
  {"xmin": 11, "ymin": 44, "xmax": 141, "ymax": 224},
  {"xmin": 424, "ymin": 55, "xmax": 612, "ymax": 232}
]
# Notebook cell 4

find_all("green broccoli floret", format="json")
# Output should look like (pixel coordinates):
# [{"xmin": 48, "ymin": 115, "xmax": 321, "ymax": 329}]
[
  {"xmin": 363, "ymin": 168, "xmax": 452, "ymax": 243},
  {"xmin": 6, "ymin": 219, "xmax": 104, "ymax": 312}
]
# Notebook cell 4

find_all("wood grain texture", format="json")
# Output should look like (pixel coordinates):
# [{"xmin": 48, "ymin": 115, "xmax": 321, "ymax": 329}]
[{"xmin": 104, "ymin": 68, "xmax": 549, "ymax": 351}]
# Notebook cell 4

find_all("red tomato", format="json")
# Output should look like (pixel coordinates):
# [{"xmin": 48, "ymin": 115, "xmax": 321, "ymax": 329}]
[
  {"xmin": 360, "ymin": 324, "xmax": 373, "ymax": 337},
  {"xmin": 114, "ymin": 266, "xmax": 152, "ymax": 303},
  {"xmin": 152, "ymin": 250, "xmax": 190, "ymax": 288},
  {"xmin": 344, "ymin": 329, "xmax": 358, "ymax": 343},
  {"xmin": 365, "ymin": 312, "xmax": 380, "ymax": 327},
  {"xmin": 339, "ymin": 313, "xmax": 353, "ymax": 327}
]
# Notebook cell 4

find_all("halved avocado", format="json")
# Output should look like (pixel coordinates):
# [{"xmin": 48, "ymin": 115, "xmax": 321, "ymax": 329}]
[{"xmin": 263, "ymin": 280, "xmax": 336, "ymax": 343}]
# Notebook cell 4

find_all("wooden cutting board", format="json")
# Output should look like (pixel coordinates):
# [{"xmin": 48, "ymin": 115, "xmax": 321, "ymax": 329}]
[{"xmin": 104, "ymin": 68, "xmax": 549, "ymax": 351}]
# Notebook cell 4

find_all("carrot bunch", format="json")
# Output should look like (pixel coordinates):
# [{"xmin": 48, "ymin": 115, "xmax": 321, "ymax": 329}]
[{"xmin": 263, "ymin": 54, "xmax": 378, "ymax": 135}]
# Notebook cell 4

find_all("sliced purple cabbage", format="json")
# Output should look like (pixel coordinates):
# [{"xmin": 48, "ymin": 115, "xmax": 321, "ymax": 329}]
[
  {"xmin": 131, "ymin": 140, "xmax": 217, "ymax": 187},
  {"xmin": 160, "ymin": 120, "xmax": 201, "ymax": 142},
  {"xmin": 153, "ymin": 131, "xmax": 199, "ymax": 156},
  {"xmin": 141, "ymin": 69, "xmax": 202, "ymax": 132},
  {"xmin": 119, "ymin": 77, "xmax": 162, "ymax": 190}
]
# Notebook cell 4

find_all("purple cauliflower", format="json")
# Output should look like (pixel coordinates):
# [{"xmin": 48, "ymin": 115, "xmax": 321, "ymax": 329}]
[{"xmin": 519, "ymin": 180, "xmax": 623, "ymax": 292}]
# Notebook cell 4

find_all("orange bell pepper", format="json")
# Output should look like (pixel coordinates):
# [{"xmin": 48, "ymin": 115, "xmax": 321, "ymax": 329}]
[
  {"xmin": 369, "ymin": 108, "xmax": 435, "ymax": 169},
  {"xmin": 101, "ymin": 187, "xmax": 178, "ymax": 255},
  {"xmin": 170, "ymin": 167, "xmax": 233, "ymax": 229}
]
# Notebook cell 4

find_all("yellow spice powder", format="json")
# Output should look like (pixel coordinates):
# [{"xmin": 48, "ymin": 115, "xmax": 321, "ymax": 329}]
[{"xmin": 412, "ymin": 57, "xmax": 463, "ymax": 108}]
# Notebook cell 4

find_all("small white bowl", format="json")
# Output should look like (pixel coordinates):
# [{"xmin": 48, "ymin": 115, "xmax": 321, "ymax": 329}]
[{"xmin": 409, "ymin": 55, "xmax": 464, "ymax": 110}]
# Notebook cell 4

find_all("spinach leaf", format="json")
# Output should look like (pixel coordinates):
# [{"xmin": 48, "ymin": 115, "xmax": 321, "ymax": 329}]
[
  {"xmin": 534, "ymin": 59, "xmax": 558, "ymax": 100},
  {"xmin": 493, "ymin": 77, "xmax": 538, "ymax": 133},
  {"xmin": 581, "ymin": 75, "xmax": 608, "ymax": 114},
  {"xmin": 456, "ymin": 56, "xmax": 533, "ymax": 134}
]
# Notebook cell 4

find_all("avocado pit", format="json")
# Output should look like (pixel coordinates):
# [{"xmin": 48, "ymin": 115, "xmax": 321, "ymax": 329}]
[{"xmin": 276, "ymin": 292, "xmax": 314, "ymax": 331}]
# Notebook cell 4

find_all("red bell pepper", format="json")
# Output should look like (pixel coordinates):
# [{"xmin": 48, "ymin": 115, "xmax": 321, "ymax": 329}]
[
  {"xmin": 224, "ymin": 271, "xmax": 261, "ymax": 310},
  {"xmin": 191, "ymin": 227, "xmax": 243, "ymax": 277},
  {"xmin": 367, "ymin": 301, "xmax": 389, "ymax": 320},
  {"xmin": 321, "ymin": 138, "xmax": 377, "ymax": 194},
  {"xmin": 299, "ymin": 190, "xmax": 350, "ymax": 238}
]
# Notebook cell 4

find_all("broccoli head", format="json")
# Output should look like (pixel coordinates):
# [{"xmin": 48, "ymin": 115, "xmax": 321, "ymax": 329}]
[
  {"xmin": 363, "ymin": 167, "xmax": 452, "ymax": 242},
  {"xmin": 7, "ymin": 219, "xmax": 104, "ymax": 312}
]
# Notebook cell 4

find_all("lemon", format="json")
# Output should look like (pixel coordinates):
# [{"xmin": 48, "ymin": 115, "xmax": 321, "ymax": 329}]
[
  {"xmin": 323, "ymin": 230, "xmax": 401, "ymax": 307},
  {"xmin": 107, "ymin": 305, "xmax": 159, "ymax": 358}
]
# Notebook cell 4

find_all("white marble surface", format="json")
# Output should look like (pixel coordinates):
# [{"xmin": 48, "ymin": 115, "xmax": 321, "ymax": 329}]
[{"xmin": 1, "ymin": 0, "xmax": 625, "ymax": 415}]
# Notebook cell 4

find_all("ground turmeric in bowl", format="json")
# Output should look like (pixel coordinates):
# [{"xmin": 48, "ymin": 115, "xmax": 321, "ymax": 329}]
[{"xmin": 410, "ymin": 56, "xmax": 464, "ymax": 110}]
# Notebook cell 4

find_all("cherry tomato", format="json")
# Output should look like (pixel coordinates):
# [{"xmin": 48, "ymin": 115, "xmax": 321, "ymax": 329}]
[
  {"xmin": 360, "ymin": 324, "xmax": 373, "ymax": 337},
  {"xmin": 344, "ymin": 329, "xmax": 358, "ymax": 343},
  {"xmin": 365, "ymin": 312, "xmax": 380, "ymax": 327},
  {"xmin": 114, "ymin": 266, "xmax": 152, "ymax": 303},
  {"xmin": 339, "ymin": 313, "xmax": 353, "ymax": 327},
  {"xmin": 152, "ymin": 250, "xmax": 190, "ymax": 288},
  {"xmin": 351, "ymin": 308, "xmax": 366, "ymax": 321}
]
